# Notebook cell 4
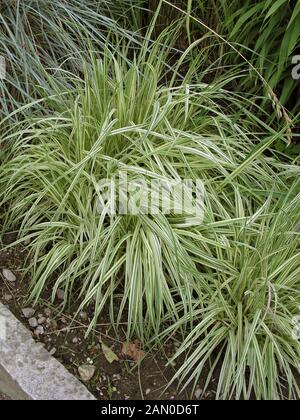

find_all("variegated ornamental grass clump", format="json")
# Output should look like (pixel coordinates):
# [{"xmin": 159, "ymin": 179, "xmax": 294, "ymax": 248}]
[
  {"xmin": 1, "ymin": 35, "xmax": 299, "ymax": 399},
  {"xmin": 0, "ymin": 1, "xmax": 299, "ymax": 400}
]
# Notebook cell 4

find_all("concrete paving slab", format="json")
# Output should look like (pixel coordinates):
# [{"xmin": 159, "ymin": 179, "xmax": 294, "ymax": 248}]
[{"xmin": 0, "ymin": 303, "xmax": 95, "ymax": 400}]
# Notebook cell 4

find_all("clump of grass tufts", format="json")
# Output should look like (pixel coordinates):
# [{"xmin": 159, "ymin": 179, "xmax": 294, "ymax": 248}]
[
  {"xmin": 1, "ymin": 32, "xmax": 299, "ymax": 399},
  {"xmin": 161, "ymin": 188, "xmax": 300, "ymax": 400}
]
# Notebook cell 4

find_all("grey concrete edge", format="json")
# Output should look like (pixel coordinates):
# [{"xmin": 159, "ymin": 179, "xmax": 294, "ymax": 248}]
[{"xmin": 0, "ymin": 303, "xmax": 96, "ymax": 400}]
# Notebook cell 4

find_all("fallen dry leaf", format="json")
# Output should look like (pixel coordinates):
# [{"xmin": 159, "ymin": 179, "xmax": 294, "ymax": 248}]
[
  {"xmin": 121, "ymin": 340, "xmax": 145, "ymax": 362},
  {"xmin": 101, "ymin": 342, "xmax": 119, "ymax": 363}
]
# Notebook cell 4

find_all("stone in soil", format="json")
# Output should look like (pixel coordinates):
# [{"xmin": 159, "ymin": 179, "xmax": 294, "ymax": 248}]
[
  {"xmin": 38, "ymin": 316, "xmax": 46, "ymax": 324},
  {"xmin": 79, "ymin": 311, "xmax": 88, "ymax": 321},
  {"xmin": 4, "ymin": 293, "xmax": 12, "ymax": 301},
  {"xmin": 28, "ymin": 317, "xmax": 38, "ymax": 328},
  {"xmin": 22, "ymin": 308, "xmax": 35, "ymax": 318},
  {"xmin": 1, "ymin": 269, "xmax": 16, "ymax": 282},
  {"xmin": 56, "ymin": 289, "xmax": 65, "ymax": 300},
  {"xmin": 78, "ymin": 365, "xmax": 96, "ymax": 382},
  {"xmin": 44, "ymin": 308, "xmax": 51, "ymax": 316},
  {"xmin": 34, "ymin": 325, "xmax": 44, "ymax": 336},
  {"xmin": 194, "ymin": 388, "xmax": 202, "ymax": 399}
]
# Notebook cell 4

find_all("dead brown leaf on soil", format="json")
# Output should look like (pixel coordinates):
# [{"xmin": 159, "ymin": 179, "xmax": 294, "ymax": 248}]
[{"xmin": 121, "ymin": 340, "xmax": 145, "ymax": 362}]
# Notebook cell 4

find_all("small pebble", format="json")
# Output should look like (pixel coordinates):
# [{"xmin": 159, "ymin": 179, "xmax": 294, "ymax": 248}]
[
  {"xmin": 49, "ymin": 347, "xmax": 57, "ymax": 356},
  {"xmin": 22, "ymin": 308, "xmax": 35, "ymax": 318},
  {"xmin": 72, "ymin": 337, "xmax": 79, "ymax": 344},
  {"xmin": 28, "ymin": 317, "xmax": 38, "ymax": 328},
  {"xmin": 56, "ymin": 289, "xmax": 65, "ymax": 300},
  {"xmin": 79, "ymin": 311, "xmax": 88, "ymax": 321},
  {"xmin": 145, "ymin": 388, "xmax": 151, "ymax": 395},
  {"xmin": 194, "ymin": 388, "xmax": 202, "ymax": 399},
  {"xmin": 38, "ymin": 317, "xmax": 46, "ymax": 325},
  {"xmin": 78, "ymin": 365, "xmax": 96, "ymax": 382},
  {"xmin": 34, "ymin": 325, "xmax": 44, "ymax": 336},
  {"xmin": 4, "ymin": 294, "xmax": 12, "ymax": 301},
  {"xmin": 2, "ymin": 269, "xmax": 16, "ymax": 282},
  {"xmin": 44, "ymin": 308, "xmax": 51, "ymax": 317}
]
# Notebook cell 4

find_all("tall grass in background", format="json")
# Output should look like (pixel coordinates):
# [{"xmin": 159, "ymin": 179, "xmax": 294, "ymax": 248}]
[
  {"xmin": 161, "ymin": 0, "xmax": 300, "ymax": 156},
  {"xmin": 185, "ymin": 0, "xmax": 300, "ymax": 107},
  {"xmin": 0, "ymin": 0, "xmax": 144, "ymax": 119}
]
